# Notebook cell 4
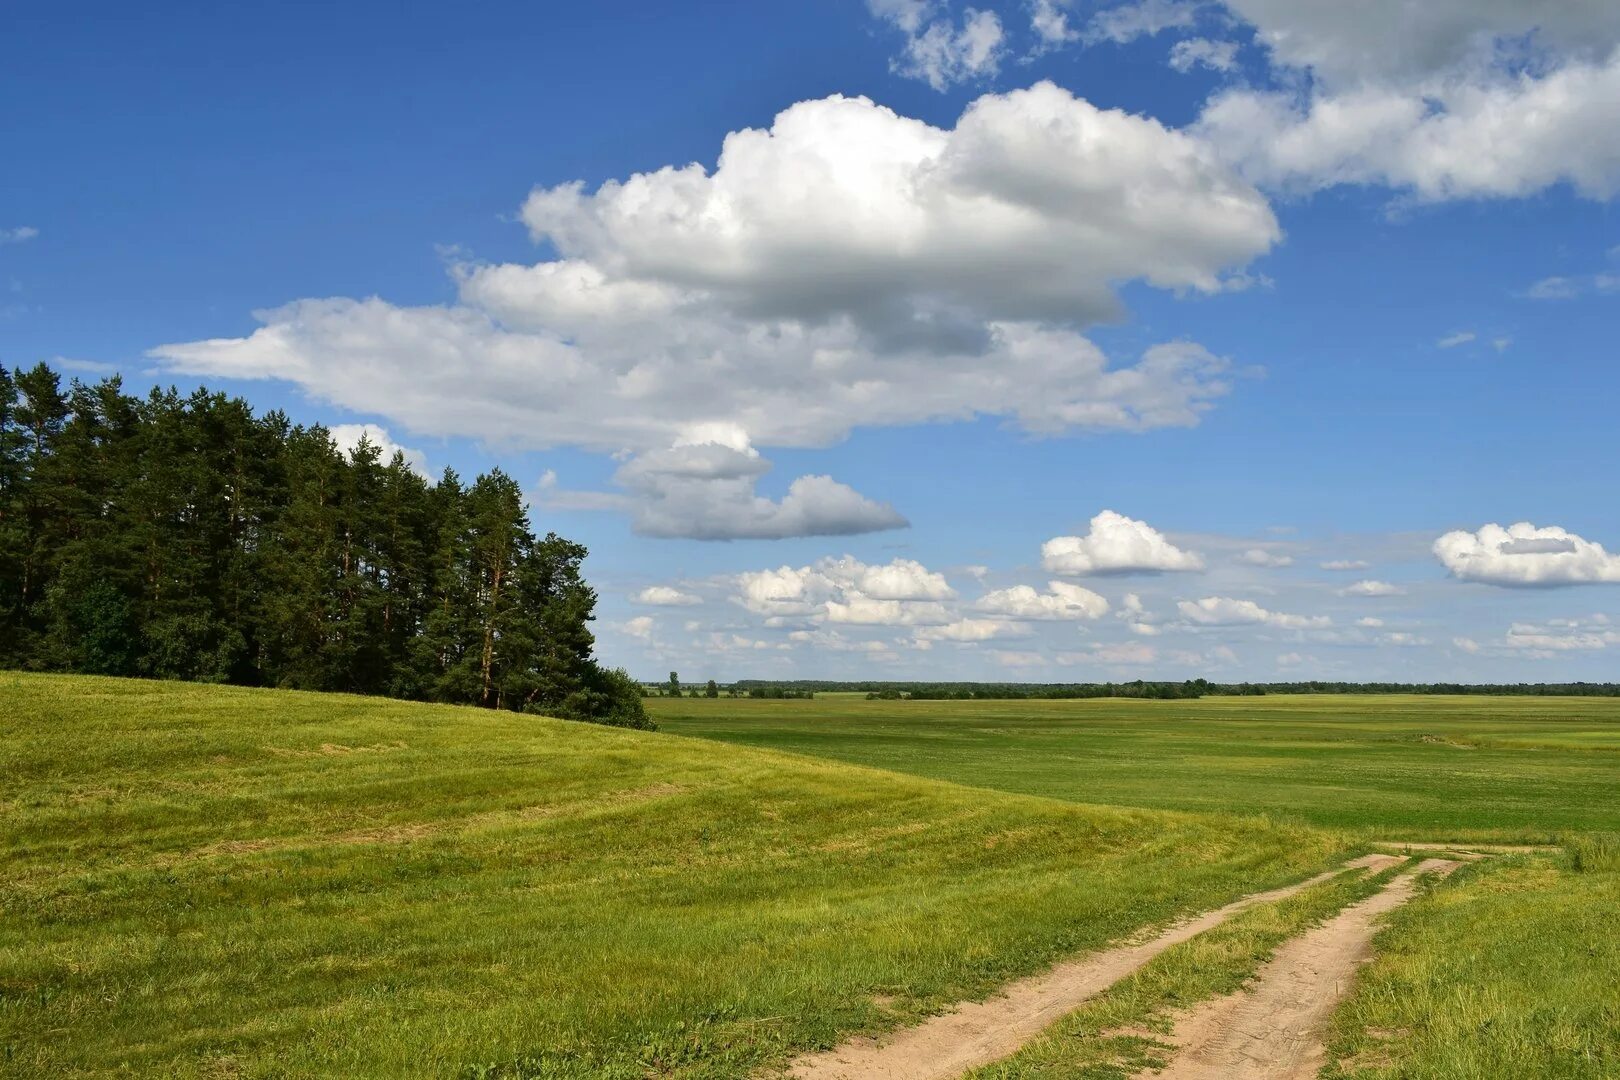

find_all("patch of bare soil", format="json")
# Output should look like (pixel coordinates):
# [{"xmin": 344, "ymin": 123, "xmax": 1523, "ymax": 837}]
[
  {"xmin": 1136, "ymin": 858, "xmax": 1459, "ymax": 1080},
  {"xmin": 1372, "ymin": 840, "xmax": 1556, "ymax": 857},
  {"xmin": 784, "ymin": 854, "xmax": 1402, "ymax": 1080}
]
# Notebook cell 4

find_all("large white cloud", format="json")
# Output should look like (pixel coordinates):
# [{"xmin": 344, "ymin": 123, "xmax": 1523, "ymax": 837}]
[
  {"xmin": 152, "ymin": 85, "xmax": 1275, "ymax": 540},
  {"xmin": 153, "ymin": 84, "xmax": 1275, "ymax": 458},
  {"xmin": 1198, "ymin": 58, "xmax": 1620, "ymax": 200},
  {"xmin": 1042, "ymin": 510, "xmax": 1206, "ymax": 575},
  {"xmin": 1433, "ymin": 522, "xmax": 1620, "ymax": 586},
  {"xmin": 1193, "ymin": 2, "xmax": 1620, "ymax": 200},
  {"xmin": 975, "ymin": 580, "xmax": 1110, "ymax": 620},
  {"xmin": 1219, "ymin": 0, "xmax": 1620, "ymax": 87}
]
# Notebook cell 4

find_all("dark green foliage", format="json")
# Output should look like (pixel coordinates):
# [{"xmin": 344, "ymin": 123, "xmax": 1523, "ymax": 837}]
[
  {"xmin": 0, "ymin": 363, "xmax": 647, "ymax": 729},
  {"xmin": 737, "ymin": 678, "xmax": 1620, "ymax": 700}
]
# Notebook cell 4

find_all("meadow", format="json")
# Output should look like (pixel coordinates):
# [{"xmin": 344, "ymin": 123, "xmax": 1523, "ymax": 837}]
[
  {"xmin": 1, "ymin": 673, "xmax": 1342, "ymax": 1079},
  {"xmin": 6, "ymin": 677, "xmax": 1616, "ymax": 1078},
  {"xmin": 654, "ymin": 692, "xmax": 1620, "ymax": 1077},
  {"xmin": 651, "ymin": 692, "xmax": 1620, "ymax": 839}
]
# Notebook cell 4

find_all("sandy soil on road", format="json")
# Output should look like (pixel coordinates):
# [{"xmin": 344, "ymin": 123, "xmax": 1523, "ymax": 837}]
[
  {"xmin": 785, "ymin": 854, "xmax": 1403, "ymax": 1080},
  {"xmin": 1137, "ymin": 858, "xmax": 1459, "ymax": 1080}
]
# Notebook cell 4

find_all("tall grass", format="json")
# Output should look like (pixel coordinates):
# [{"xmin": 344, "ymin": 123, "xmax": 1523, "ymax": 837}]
[
  {"xmin": 1566, "ymin": 832, "xmax": 1620, "ymax": 873},
  {"xmin": 1323, "ymin": 856, "xmax": 1620, "ymax": 1079}
]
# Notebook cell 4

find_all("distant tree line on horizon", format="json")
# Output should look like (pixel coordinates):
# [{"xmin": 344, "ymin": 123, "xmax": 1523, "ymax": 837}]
[
  {"xmin": 725, "ymin": 679, "xmax": 1620, "ymax": 700},
  {"xmin": 0, "ymin": 364, "xmax": 649, "ymax": 728}
]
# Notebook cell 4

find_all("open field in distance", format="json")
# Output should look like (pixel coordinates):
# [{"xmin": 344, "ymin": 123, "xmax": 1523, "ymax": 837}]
[{"xmin": 652, "ymin": 693, "xmax": 1620, "ymax": 839}]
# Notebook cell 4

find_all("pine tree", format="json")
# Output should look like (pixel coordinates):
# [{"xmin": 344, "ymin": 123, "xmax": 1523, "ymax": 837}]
[{"xmin": 0, "ymin": 371, "xmax": 649, "ymax": 728}]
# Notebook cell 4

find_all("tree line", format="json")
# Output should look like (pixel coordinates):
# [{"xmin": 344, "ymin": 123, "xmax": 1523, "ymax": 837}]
[
  {"xmin": 734, "ymin": 679, "xmax": 1620, "ymax": 700},
  {"xmin": 0, "ymin": 364, "xmax": 649, "ymax": 728}
]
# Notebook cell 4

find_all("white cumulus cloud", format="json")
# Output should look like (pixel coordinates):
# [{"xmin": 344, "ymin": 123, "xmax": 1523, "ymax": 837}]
[
  {"xmin": 915, "ymin": 617, "xmax": 1029, "ymax": 642},
  {"xmin": 535, "ymin": 430, "xmax": 905, "ymax": 540},
  {"xmin": 634, "ymin": 586, "xmax": 702, "ymax": 607},
  {"xmin": 735, "ymin": 556, "xmax": 955, "ymax": 626},
  {"xmin": 1177, "ymin": 596, "xmax": 1331, "ymax": 629},
  {"xmin": 1434, "ymin": 522, "xmax": 1620, "ymax": 586},
  {"xmin": 151, "ymin": 85, "xmax": 1277, "ymax": 470},
  {"xmin": 975, "ymin": 580, "xmax": 1110, "ymax": 620},
  {"xmin": 1339, "ymin": 579, "xmax": 1405, "ymax": 597},
  {"xmin": 328, "ymin": 423, "xmax": 430, "ymax": 478},
  {"xmin": 1043, "ymin": 510, "xmax": 1205, "ymax": 575}
]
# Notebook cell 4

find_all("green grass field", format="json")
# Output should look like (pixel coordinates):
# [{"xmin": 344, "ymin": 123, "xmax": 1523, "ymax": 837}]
[
  {"xmin": 653, "ymin": 693, "xmax": 1620, "ymax": 1077},
  {"xmin": 1, "ymin": 673, "xmax": 1345, "ymax": 1079},
  {"xmin": 651, "ymin": 693, "xmax": 1620, "ymax": 839},
  {"xmin": 7, "ymin": 678, "xmax": 1618, "ymax": 1077}
]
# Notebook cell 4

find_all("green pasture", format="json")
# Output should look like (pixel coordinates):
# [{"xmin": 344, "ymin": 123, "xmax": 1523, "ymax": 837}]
[
  {"xmin": 652, "ymin": 693, "xmax": 1620, "ymax": 839},
  {"xmin": 0, "ymin": 673, "xmax": 1342, "ymax": 1079}
]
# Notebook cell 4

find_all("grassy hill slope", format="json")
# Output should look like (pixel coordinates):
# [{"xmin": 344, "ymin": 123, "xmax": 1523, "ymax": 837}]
[{"xmin": 1, "ymin": 674, "xmax": 1345, "ymax": 1079}]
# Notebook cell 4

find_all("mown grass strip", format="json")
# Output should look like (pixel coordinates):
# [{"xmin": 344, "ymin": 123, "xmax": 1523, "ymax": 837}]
[
  {"xmin": 0, "ymin": 674, "xmax": 1348, "ymax": 1079},
  {"xmin": 963, "ymin": 860, "xmax": 1406, "ymax": 1079}
]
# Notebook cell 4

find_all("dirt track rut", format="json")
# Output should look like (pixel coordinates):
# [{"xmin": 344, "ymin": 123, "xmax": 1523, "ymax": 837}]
[
  {"xmin": 1138, "ymin": 857, "xmax": 1459, "ymax": 1080},
  {"xmin": 785, "ymin": 854, "xmax": 1402, "ymax": 1080}
]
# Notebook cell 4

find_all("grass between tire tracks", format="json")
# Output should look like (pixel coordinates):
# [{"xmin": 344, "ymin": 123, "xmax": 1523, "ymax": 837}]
[{"xmin": 963, "ymin": 860, "xmax": 1409, "ymax": 1079}]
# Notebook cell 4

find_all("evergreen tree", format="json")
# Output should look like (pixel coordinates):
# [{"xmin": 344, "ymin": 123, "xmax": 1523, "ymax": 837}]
[{"xmin": 0, "ymin": 370, "xmax": 648, "ymax": 729}]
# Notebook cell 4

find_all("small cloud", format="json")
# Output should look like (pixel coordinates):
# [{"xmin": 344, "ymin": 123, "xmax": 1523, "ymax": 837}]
[
  {"xmin": 1029, "ymin": 0, "xmax": 1078, "ymax": 48},
  {"xmin": 1177, "ymin": 596, "xmax": 1329, "ymax": 629},
  {"xmin": 1355, "ymin": 616, "xmax": 1385, "ymax": 627},
  {"xmin": 1084, "ymin": 0, "xmax": 1199, "ymax": 45},
  {"xmin": 976, "ymin": 580, "xmax": 1109, "ymax": 620},
  {"xmin": 0, "ymin": 226, "xmax": 38, "ymax": 245},
  {"xmin": 1436, "ymin": 330, "xmax": 1476, "ymax": 348},
  {"xmin": 1526, "ymin": 276, "xmax": 1579, "ymax": 300},
  {"xmin": 1491, "ymin": 336, "xmax": 1512, "ymax": 353},
  {"xmin": 1169, "ymin": 37, "xmax": 1239, "ymax": 73},
  {"xmin": 1319, "ymin": 559, "xmax": 1369, "ymax": 571},
  {"xmin": 634, "ymin": 585, "xmax": 701, "ymax": 607},
  {"xmin": 1235, "ymin": 547, "xmax": 1293, "ymax": 568},
  {"xmin": 870, "ymin": 1, "xmax": 1006, "ymax": 91},
  {"xmin": 1339, "ymin": 579, "xmax": 1405, "ymax": 597},
  {"xmin": 621, "ymin": 616, "xmax": 655, "ymax": 640},
  {"xmin": 51, "ymin": 356, "xmax": 119, "ymax": 376}
]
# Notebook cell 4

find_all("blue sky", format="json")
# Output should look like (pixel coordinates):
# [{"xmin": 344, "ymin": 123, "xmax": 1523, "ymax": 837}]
[{"xmin": 6, "ymin": 0, "xmax": 1620, "ymax": 681}]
